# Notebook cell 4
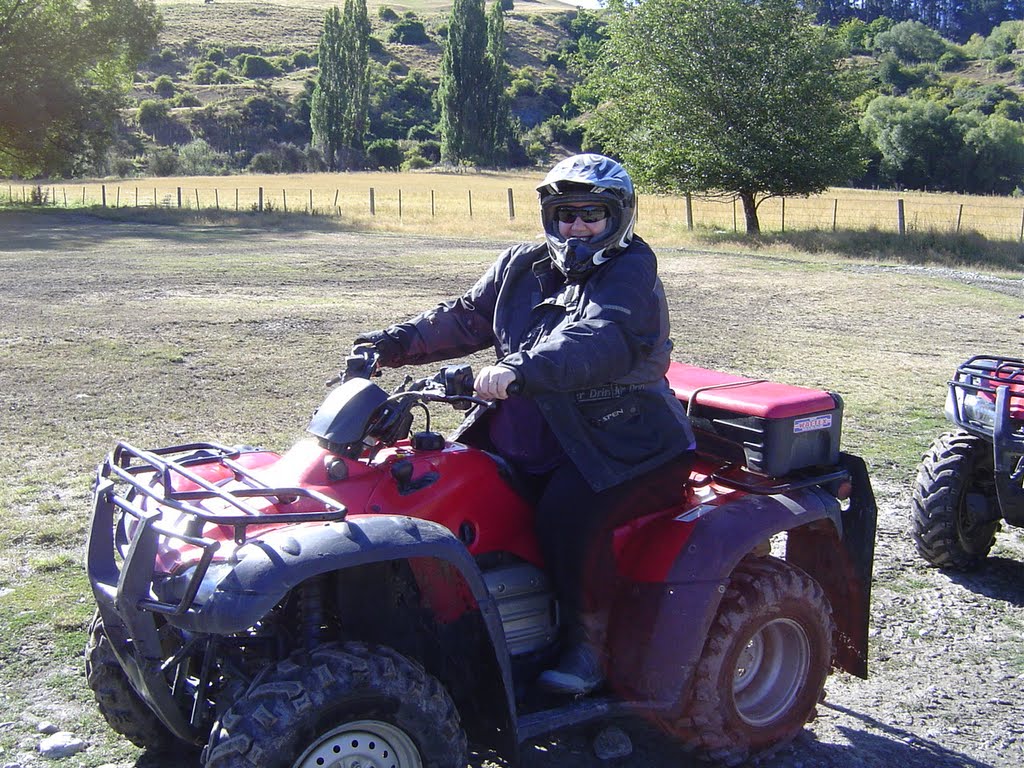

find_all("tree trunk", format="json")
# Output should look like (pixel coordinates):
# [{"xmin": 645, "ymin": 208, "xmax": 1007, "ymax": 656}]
[{"xmin": 739, "ymin": 191, "xmax": 760, "ymax": 234}]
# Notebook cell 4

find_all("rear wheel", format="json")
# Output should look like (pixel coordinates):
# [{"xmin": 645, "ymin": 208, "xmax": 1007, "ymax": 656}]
[
  {"xmin": 85, "ymin": 612, "xmax": 189, "ymax": 752},
  {"xmin": 668, "ymin": 556, "xmax": 834, "ymax": 766},
  {"xmin": 203, "ymin": 642, "xmax": 467, "ymax": 768},
  {"xmin": 912, "ymin": 431, "xmax": 1000, "ymax": 570}
]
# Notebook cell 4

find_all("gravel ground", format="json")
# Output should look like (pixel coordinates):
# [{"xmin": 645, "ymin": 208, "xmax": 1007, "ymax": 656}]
[{"xmin": 1, "ymin": 214, "xmax": 1022, "ymax": 768}]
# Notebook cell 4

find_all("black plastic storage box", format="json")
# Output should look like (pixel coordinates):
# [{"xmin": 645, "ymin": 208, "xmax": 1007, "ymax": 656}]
[{"xmin": 666, "ymin": 363, "xmax": 843, "ymax": 477}]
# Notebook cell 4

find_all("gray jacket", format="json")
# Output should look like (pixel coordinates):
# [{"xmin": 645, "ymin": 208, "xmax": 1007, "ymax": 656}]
[{"xmin": 361, "ymin": 236, "xmax": 696, "ymax": 491}]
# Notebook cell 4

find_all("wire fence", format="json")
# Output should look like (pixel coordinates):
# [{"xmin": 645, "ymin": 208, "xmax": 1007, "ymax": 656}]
[{"xmin": 5, "ymin": 179, "xmax": 1024, "ymax": 242}]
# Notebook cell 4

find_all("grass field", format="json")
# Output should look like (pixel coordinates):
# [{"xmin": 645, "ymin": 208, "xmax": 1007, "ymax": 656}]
[
  {"xmin": 6, "ymin": 172, "xmax": 1024, "ymax": 270},
  {"xmin": 0, "ymin": 209, "xmax": 1021, "ymax": 765}
]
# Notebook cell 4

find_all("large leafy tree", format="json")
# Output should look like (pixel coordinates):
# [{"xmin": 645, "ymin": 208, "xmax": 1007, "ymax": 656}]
[
  {"xmin": 585, "ymin": 0, "xmax": 865, "ymax": 233},
  {"xmin": 311, "ymin": 0, "xmax": 370, "ymax": 170},
  {"xmin": 0, "ymin": 0, "xmax": 159, "ymax": 177}
]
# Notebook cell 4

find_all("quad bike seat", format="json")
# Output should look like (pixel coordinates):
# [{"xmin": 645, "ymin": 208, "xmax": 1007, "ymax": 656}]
[{"xmin": 666, "ymin": 362, "xmax": 843, "ymax": 477}]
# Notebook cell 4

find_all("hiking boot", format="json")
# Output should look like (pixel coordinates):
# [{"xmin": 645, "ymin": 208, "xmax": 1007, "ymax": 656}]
[{"xmin": 537, "ymin": 642, "xmax": 604, "ymax": 695}]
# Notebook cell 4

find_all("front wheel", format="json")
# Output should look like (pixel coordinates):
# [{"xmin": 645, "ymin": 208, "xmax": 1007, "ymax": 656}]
[
  {"xmin": 912, "ymin": 431, "xmax": 1001, "ymax": 570},
  {"xmin": 85, "ymin": 612, "xmax": 192, "ymax": 752},
  {"xmin": 668, "ymin": 556, "xmax": 834, "ymax": 766},
  {"xmin": 203, "ymin": 642, "xmax": 467, "ymax": 768}
]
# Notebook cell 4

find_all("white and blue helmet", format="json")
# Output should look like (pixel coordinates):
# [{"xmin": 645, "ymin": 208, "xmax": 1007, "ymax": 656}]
[{"xmin": 537, "ymin": 153, "xmax": 637, "ymax": 280}]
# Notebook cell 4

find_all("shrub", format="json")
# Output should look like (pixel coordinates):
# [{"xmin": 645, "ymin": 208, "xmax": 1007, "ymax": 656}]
[
  {"xmin": 872, "ymin": 20, "xmax": 947, "ymax": 63},
  {"xmin": 173, "ymin": 93, "xmax": 202, "ymax": 108},
  {"xmin": 378, "ymin": 6, "xmax": 399, "ymax": 22},
  {"xmin": 137, "ymin": 99, "xmax": 169, "ymax": 132},
  {"xmin": 292, "ymin": 51, "xmax": 314, "ymax": 69},
  {"xmin": 248, "ymin": 151, "xmax": 281, "ymax": 174},
  {"xmin": 212, "ymin": 69, "xmax": 235, "ymax": 84},
  {"xmin": 153, "ymin": 75, "xmax": 175, "ymax": 98},
  {"xmin": 193, "ymin": 61, "xmax": 218, "ymax": 84},
  {"xmin": 401, "ymin": 147, "xmax": 432, "ymax": 171},
  {"xmin": 238, "ymin": 54, "xmax": 280, "ymax": 79},
  {"xmin": 178, "ymin": 139, "xmax": 227, "ymax": 175},
  {"xmin": 366, "ymin": 138, "xmax": 403, "ymax": 170},
  {"xmin": 937, "ymin": 49, "xmax": 968, "ymax": 71},
  {"xmin": 205, "ymin": 46, "xmax": 226, "ymax": 65},
  {"xmin": 389, "ymin": 13, "xmax": 429, "ymax": 45},
  {"xmin": 989, "ymin": 54, "xmax": 1014, "ymax": 74},
  {"xmin": 146, "ymin": 148, "xmax": 179, "ymax": 177}
]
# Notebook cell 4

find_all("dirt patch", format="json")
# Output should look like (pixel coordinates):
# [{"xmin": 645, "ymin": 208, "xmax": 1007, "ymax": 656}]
[{"xmin": 0, "ymin": 212, "xmax": 1022, "ymax": 767}]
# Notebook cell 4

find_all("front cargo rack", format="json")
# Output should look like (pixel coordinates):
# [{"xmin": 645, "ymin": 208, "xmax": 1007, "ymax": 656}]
[
  {"xmin": 947, "ymin": 355, "xmax": 1024, "ymax": 440},
  {"xmin": 91, "ymin": 441, "xmax": 348, "ymax": 617}
]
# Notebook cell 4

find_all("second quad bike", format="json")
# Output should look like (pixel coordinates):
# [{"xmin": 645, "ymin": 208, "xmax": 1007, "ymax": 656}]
[
  {"xmin": 86, "ymin": 350, "xmax": 877, "ymax": 767},
  {"xmin": 912, "ymin": 354, "xmax": 1024, "ymax": 570}
]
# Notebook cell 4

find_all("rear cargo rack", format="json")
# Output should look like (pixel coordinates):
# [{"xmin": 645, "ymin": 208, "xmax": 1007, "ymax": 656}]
[{"xmin": 91, "ymin": 441, "xmax": 348, "ymax": 617}]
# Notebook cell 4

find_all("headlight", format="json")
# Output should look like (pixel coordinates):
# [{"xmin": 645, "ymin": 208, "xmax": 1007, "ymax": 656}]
[{"xmin": 154, "ymin": 561, "xmax": 237, "ymax": 608}]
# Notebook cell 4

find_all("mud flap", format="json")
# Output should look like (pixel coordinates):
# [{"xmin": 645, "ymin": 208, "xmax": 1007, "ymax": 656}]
[{"xmin": 787, "ymin": 452, "xmax": 876, "ymax": 679}]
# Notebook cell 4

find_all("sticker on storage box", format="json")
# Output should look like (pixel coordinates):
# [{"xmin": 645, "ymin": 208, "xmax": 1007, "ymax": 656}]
[{"xmin": 793, "ymin": 414, "xmax": 833, "ymax": 433}]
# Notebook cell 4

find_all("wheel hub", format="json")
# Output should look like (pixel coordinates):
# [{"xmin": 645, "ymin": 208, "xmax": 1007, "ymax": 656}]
[
  {"xmin": 293, "ymin": 720, "xmax": 422, "ymax": 768},
  {"xmin": 733, "ymin": 618, "xmax": 810, "ymax": 727}
]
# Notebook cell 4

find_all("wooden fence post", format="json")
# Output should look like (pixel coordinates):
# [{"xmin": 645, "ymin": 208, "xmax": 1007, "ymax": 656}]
[
  {"xmin": 101, "ymin": 184, "xmax": 107, "ymax": 208},
  {"xmin": 897, "ymin": 198, "xmax": 905, "ymax": 235},
  {"xmin": 685, "ymin": 192, "xmax": 693, "ymax": 231},
  {"xmin": 177, "ymin": 187, "xmax": 182, "ymax": 208},
  {"xmin": 468, "ymin": 189, "xmax": 473, "ymax": 218},
  {"xmin": 732, "ymin": 198, "xmax": 737, "ymax": 232},
  {"xmin": 258, "ymin": 187, "xmax": 263, "ymax": 212},
  {"xmin": 832, "ymin": 199, "xmax": 838, "ymax": 232},
  {"xmin": 215, "ymin": 189, "xmax": 220, "ymax": 210},
  {"xmin": 781, "ymin": 196, "xmax": 786, "ymax": 233},
  {"xmin": 283, "ymin": 189, "xmax": 288, "ymax": 212},
  {"xmin": 195, "ymin": 188, "xmax": 200, "ymax": 209},
  {"xmin": 399, "ymin": 189, "xmax": 403, "ymax": 219},
  {"xmin": 431, "ymin": 190, "xmax": 435, "ymax": 217},
  {"xmin": 309, "ymin": 189, "xmax": 313, "ymax": 213},
  {"xmin": 116, "ymin": 187, "xmax": 120, "ymax": 208},
  {"xmin": 369, "ymin": 187, "xmax": 375, "ymax": 215},
  {"xmin": 956, "ymin": 203, "xmax": 963, "ymax": 233},
  {"xmin": 507, "ymin": 188, "xmax": 515, "ymax": 220},
  {"xmin": 1019, "ymin": 208, "xmax": 1024, "ymax": 242}
]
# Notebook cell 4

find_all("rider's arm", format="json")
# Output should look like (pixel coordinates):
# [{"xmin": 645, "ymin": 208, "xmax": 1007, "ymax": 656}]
[{"xmin": 354, "ymin": 248, "xmax": 513, "ymax": 368}]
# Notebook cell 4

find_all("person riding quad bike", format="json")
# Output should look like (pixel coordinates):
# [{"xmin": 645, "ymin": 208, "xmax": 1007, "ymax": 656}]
[{"xmin": 355, "ymin": 153, "xmax": 697, "ymax": 695}]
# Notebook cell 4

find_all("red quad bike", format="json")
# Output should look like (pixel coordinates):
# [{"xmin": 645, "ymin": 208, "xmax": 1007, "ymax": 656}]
[
  {"xmin": 912, "ymin": 355, "xmax": 1024, "ymax": 570},
  {"xmin": 86, "ymin": 350, "xmax": 877, "ymax": 767}
]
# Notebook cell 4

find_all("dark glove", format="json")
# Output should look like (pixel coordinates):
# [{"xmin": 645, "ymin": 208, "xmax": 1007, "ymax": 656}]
[{"xmin": 353, "ymin": 330, "xmax": 403, "ymax": 368}]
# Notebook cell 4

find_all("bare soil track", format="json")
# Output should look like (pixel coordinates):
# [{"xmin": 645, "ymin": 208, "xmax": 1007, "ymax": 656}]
[{"xmin": 0, "ymin": 211, "xmax": 1022, "ymax": 768}]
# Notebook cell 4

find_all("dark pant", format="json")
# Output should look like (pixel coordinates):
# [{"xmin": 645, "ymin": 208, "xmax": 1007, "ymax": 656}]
[{"xmin": 527, "ymin": 452, "xmax": 695, "ymax": 639}]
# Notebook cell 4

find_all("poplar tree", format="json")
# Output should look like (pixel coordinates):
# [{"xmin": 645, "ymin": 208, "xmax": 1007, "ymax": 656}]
[
  {"xmin": 485, "ymin": 1, "xmax": 512, "ymax": 164},
  {"xmin": 311, "ymin": 0, "xmax": 370, "ymax": 170},
  {"xmin": 438, "ymin": 0, "xmax": 493, "ymax": 164}
]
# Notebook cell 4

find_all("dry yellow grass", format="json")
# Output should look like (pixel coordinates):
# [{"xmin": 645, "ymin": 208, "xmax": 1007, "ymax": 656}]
[{"xmin": 9, "ymin": 171, "xmax": 1024, "ymax": 244}]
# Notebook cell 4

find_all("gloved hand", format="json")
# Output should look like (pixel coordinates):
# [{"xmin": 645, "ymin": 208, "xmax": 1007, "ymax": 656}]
[
  {"xmin": 474, "ymin": 365, "xmax": 519, "ymax": 400},
  {"xmin": 352, "ymin": 330, "xmax": 402, "ymax": 368}
]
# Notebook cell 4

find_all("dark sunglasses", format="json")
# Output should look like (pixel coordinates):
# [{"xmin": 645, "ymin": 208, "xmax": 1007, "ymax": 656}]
[{"xmin": 554, "ymin": 205, "xmax": 609, "ymax": 224}]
